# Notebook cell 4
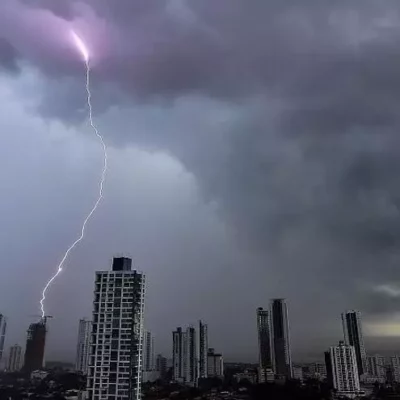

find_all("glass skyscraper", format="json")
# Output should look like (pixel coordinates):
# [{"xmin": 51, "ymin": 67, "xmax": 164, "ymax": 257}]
[{"xmin": 341, "ymin": 310, "xmax": 366, "ymax": 375}]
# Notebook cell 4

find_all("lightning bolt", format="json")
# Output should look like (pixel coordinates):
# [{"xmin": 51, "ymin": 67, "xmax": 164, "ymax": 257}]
[{"xmin": 40, "ymin": 31, "xmax": 107, "ymax": 318}]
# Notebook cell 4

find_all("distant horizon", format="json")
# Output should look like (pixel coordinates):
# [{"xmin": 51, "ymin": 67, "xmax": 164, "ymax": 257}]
[{"xmin": 33, "ymin": 334, "xmax": 400, "ymax": 368}]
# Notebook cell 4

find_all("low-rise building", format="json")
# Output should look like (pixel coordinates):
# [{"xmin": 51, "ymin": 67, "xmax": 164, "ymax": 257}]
[
  {"xmin": 234, "ymin": 369, "xmax": 257, "ymax": 385},
  {"xmin": 207, "ymin": 348, "xmax": 224, "ymax": 378},
  {"xmin": 30, "ymin": 370, "xmax": 49, "ymax": 381},
  {"xmin": 257, "ymin": 367, "xmax": 274, "ymax": 383},
  {"xmin": 292, "ymin": 365, "xmax": 303, "ymax": 382}
]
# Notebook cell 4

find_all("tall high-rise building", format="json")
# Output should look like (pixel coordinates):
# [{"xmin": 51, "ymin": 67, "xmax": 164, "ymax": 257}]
[
  {"xmin": 326, "ymin": 341, "xmax": 360, "ymax": 398},
  {"xmin": 256, "ymin": 307, "xmax": 274, "ymax": 379},
  {"xmin": 325, "ymin": 351, "xmax": 333, "ymax": 386},
  {"xmin": 271, "ymin": 299, "xmax": 292, "ymax": 378},
  {"xmin": 367, "ymin": 355, "xmax": 386, "ymax": 379},
  {"xmin": 0, "ymin": 314, "xmax": 6, "ymax": 364},
  {"xmin": 342, "ymin": 310, "xmax": 366, "ymax": 375},
  {"xmin": 7, "ymin": 344, "xmax": 22, "ymax": 372},
  {"xmin": 198, "ymin": 320, "xmax": 208, "ymax": 379},
  {"xmin": 172, "ymin": 326, "xmax": 198, "ymax": 386},
  {"xmin": 207, "ymin": 348, "xmax": 224, "ymax": 378},
  {"xmin": 23, "ymin": 319, "xmax": 47, "ymax": 373},
  {"xmin": 184, "ymin": 326, "xmax": 197, "ymax": 386},
  {"xmin": 173, "ymin": 327, "xmax": 186, "ymax": 382},
  {"xmin": 87, "ymin": 257, "xmax": 145, "ymax": 400},
  {"xmin": 75, "ymin": 319, "xmax": 92, "ymax": 374},
  {"xmin": 143, "ymin": 330, "xmax": 155, "ymax": 372}
]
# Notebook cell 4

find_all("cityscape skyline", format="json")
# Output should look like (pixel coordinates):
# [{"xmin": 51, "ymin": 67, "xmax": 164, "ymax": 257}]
[
  {"xmin": 0, "ymin": 293, "xmax": 398, "ymax": 372},
  {"xmin": 3, "ymin": 255, "xmax": 400, "ymax": 399},
  {"xmin": 1, "ymin": 300, "xmax": 400, "ymax": 367}
]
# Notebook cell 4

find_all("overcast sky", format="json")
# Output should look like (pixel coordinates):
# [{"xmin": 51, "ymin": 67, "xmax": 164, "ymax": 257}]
[{"xmin": 1, "ymin": 0, "xmax": 400, "ymax": 363}]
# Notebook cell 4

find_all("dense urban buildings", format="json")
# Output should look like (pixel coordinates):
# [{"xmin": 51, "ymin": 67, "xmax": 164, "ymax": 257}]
[
  {"xmin": 271, "ymin": 299, "xmax": 292, "ymax": 379},
  {"xmin": 207, "ymin": 348, "xmax": 224, "ymax": 378},
  {"xmin": 172, "ymin": 321, "xmax": 212, "ymax": 386},
  {"xmin": 0, "ymin": 314, "xmax": 6, "ymax": 364},
  {"xmin": 326, "ymin": 341, "xmax": 361, "ymax": 398},
  {"xmin": 75, "ymin": 318, "xmax": 92, "ymax": 374},
  {"xmin": 306, "ymin": 362, "xmax": 327, "ymax": 380},
  {"xmin": 87, "ymin": 257, "xmax": 145, "ymax": 400},
  {"xmin": 23, "ymin": 318, "xmax": 47, "ymax": 373},
  {"xmin": 256, "ymin": 307, "xmax": 273, "ymax": 382},
  {"xmin": 290, "ymin": 362, "xmax": 328, "ymax": 382},
  {"xmin": 3, "ymin": 264, "xmax": 393, "ymax": 399},
  {"xmin": 143, "ymin": 330, "xmax": 155, "ymax": 372},
  {"xmin": 7, "ymin": 344, "xmax": 22, "ymax": 372},
  {"xmin": 342, "ymin": 310, "xmax": 366, "ymax": 375},
  {"xmin": 198, "ymin": 320, "xmax": 208, "ymax": 379}
]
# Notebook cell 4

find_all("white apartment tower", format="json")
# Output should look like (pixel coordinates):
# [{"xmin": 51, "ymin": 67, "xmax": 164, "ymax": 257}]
[
  {"xmin": 342, "ymin": 310, "xmax": 366, "ymax": 375},
  {"xmin": 87, "ymin": 257, "xmax": 145, "ymax": 400},
  {"xmin": 143, "ymin": 330, "xmax": 155, "ymax": 371},
  {"xmin": 327, "ymin": 341, "xmax": 360, "ymax": 398},
  {"xmin": 75, "ymin": 319, "xmax": 92, "ymax": 374},
  {"xmin": 0, "ymin": 315, "xmax": 6, "ymax": 363},
  {"xmin": 7, "ymin": 344, "xmax": 22, "ymax": 372},
  {"xmin": 198, "ymin": 320, "xmax": 208, "ymax": 379}
]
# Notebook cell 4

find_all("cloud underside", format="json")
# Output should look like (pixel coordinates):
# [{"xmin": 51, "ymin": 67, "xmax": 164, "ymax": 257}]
[{"xmin": 2, "ymin": 0, "xmax": 400, "ymax": 355}]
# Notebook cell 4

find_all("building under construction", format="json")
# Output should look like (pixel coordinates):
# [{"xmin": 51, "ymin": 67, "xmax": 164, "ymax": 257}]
[{"xmin": 23, "ymin": 318, "xmax": 47, "ymax": 373}]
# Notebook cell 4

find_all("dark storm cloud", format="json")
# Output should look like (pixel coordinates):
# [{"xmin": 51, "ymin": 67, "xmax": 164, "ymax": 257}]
[
  {"xmin": 0, "ymin": 1, "xmax": 375, "ymax": 101},
  {"xmin": 0, "ymin": 38, "xmax": 18, "ymax": 72},
  {"xmin": 4, "ymin": 0, "xmax": 400, "ymax": 355},
  {"xmin": 19, "ymin": 0, "xmax": 76, "ymax": 19}
]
